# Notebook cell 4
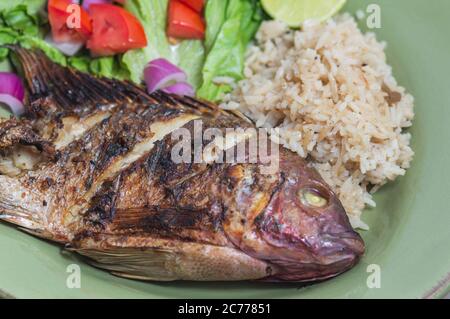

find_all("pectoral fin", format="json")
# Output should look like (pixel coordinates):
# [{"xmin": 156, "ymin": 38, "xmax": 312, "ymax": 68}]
[{"xmin": 70, "ymin": 236, "xmax": 274, "ymax": 281}]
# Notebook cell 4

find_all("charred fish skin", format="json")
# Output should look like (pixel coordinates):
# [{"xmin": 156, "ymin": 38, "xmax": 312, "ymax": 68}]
[{"xmin": 0, "ymin": 47, "xmax": 364, "ymax": 282}]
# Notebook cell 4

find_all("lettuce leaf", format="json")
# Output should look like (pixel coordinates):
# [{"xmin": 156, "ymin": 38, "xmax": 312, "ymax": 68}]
[
  {"xmin": 197, "ymin": 0, "xmax": 262, "ymax": 102},
  {"xmin": 175, "ymin": 40, "xmax": 205, "ymax": 90},
  {"xmin": 90, "ymin": 56, "xmax": 130, "ymax": 80},
  {"xmin": 203, "ymin": 0, "xmax": 228, "ymax": 53},
  {"xmin": 2, "ymin": 4, "xmax": 42, "ymax": 36},
  {"xmin": 19, "ymin": 34, "xmax": 67, "ymax": 65},
  {"xmin": 67, "ymin": 55, "xmax": 91, "ymax": 73},
  {"xmin": 0, "ymin": 0, "xmax": 47, "ymax": 16},
  {"xmin": 0, "ymin": 27, "xmax": 18, "ymax": 60}
]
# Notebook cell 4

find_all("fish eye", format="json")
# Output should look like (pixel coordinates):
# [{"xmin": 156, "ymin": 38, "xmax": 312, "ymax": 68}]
[{"xmin": 299, "ymin": 187, "xmax": 328, "ymax": 208}]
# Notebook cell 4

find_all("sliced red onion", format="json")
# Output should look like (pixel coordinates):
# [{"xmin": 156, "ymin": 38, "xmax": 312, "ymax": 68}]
[
  {"xmin": 0, "ymin": 72, "xmax": 25, "ymax": 102},
  {"xmin": 162, "ymin": 82, "xmax": 195, "ymax": 97},
  {"xmin": 0, "ymin": 72, "xmax": 25, "ymax": 116},
  {"xmin": 0, "ymin": 94, "xmax": 25, "ymax": 116},
  {"xmin": 45, "ymin": 34, "xmax": 84, "ymax": 56},
  {"xmin": 82, "ymin": 0, "xmax": 111, "ymax": 11},
  {"xmin": 144, "ymin": 58, "xmax": 188, "ymax": 94}
]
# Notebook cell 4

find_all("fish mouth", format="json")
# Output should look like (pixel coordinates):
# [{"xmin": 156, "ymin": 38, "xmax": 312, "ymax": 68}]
[
  {"xmin": 262, "ymin": 256, "xmax": 362, "ymax": 283},
  {"xmin": 261, "ymin": 251, "xmax": 363, "ymax": 283},
  {"xmin": 258, "ymin": 231, "xmax": 365, "ymax": 282},
  {"xmin": 320, "ymin": 230, "xmax": 366, "ymax": 258},
  {"xmin": 337, "ymin": 233, "xmax": 365, "ymax": 256}
]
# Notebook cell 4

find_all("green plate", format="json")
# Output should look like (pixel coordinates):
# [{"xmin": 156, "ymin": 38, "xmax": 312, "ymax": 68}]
[{"xmin": 1, "ymin": 0, "xmax": 449, "ymax": 299}]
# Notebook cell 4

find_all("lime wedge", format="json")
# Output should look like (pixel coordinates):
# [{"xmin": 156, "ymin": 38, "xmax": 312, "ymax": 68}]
[{"xmin": 261, "ymin": 0, "xmax": 347, "ymax": 27}]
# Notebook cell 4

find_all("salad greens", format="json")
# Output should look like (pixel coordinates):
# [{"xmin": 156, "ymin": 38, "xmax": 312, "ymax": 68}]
[
  {"xmin": 1, "ymin": 4, "xmax": 42, "ymax": 36},
  {"xmin": 0, "ymin": 2, "xmax": 66, "ymax": 65},
  {"xmin": 0, "ymin": 0, "xmax": 47, "ymax": 16},
  {"xmin": 0, "ymin": 0, "xmax": 264, "ymax": 102},
  {"xmin": 198, "ymin": 0, "xmax": 262, "ymax": 101},
  {"xmin": 0, "ymin": 1, "xmax": 129, "ymax": 79},
  {"xmin": 122, "ymin": 0, "xmax": 205, "ymax": 88}
]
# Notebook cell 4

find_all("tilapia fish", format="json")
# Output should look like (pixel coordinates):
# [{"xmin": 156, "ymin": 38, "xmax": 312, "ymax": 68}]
[{"xmin": 0, "ymin": 47, "xmax": 364, "ymax": 282}]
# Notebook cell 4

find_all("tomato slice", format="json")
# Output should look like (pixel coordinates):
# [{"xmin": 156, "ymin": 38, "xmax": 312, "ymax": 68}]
[
  {"xmin": 87, "ymin": 4, "xmax": 147, "ymax": 57},
  {"xmin": 179, "ymin": 0, "xmax": 204, "ymax": 13},
  {"xmin": 167, "ymin": 0, "xmax": 205, "ymax": 40},
  {"xmin": 121, "ymin": 7, "xmax": 148, "ymax": 48},
  {"xmin": 48, "ymin": 0, "xmax": 92, "ymax": 43}
]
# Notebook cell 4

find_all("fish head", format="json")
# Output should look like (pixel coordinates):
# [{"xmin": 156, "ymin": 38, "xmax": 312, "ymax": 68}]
[{"xmin": 253, "ymin": 154, "xmax": 365, "ymax": 281}]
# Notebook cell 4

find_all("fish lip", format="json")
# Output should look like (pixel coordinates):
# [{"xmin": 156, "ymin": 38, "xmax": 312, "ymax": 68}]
[
  {"xmin": 310, "ymin": 231, "xmax": 365, "ymax": 264},
  {"xmin": 324, "ymin": 230, "xmax": 366, "ymax": 257},
  {"xmin": 259, "ymin": 253, "xmax": 362, "ymax": 282},
  {"xmin": 340, "ymin": 234, "xmax": 365, "ymax": 256},
  {"xmin": 259, "ymin": 231, "xmax": 365, "ymax": 282}
]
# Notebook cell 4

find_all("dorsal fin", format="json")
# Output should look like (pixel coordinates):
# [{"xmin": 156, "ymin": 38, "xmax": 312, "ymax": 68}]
[
  {"xmin": 7, "ymin": 46, "xmax": 151, "ymax": 119},
  {"xmin": 7, "ymin": 46, "xmax": 253, "ymax": 125}
]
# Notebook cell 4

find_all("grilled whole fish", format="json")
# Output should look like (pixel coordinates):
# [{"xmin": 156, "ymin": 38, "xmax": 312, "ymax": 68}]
[{"xmin": 0, "ymin": 47, "xmax": 364, "ymax": 282}]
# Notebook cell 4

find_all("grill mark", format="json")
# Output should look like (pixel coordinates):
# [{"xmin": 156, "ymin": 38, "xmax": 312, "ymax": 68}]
[
  {"xmin": 74, "ymin": 112, "xmax": 144, "ymax": 190},
  {"xmin": 44, "ymin": 63, "xmax": 77, "ymax": 110},
  {"xmin": 76, "ymin": 73, "xmax": 108, "ymax": 104},
  {"xmin": 84, "ymin": 174, "xmax": 122, "ymax": 229},
  {"xmin": 78, "ymin": 73, "xmax": 114, "ymax": 104},
  {"xmin": 61, "ymin": 70, "xmax": 97, "ymax": 107},
  {"xmin": 82, "ymin": 120, "xmax": 228, "ymax": 232},
  {"xmin": 49, "ymin": 68, "xmax": 75, "ymax": 108},
  {"xmin": 14, "ymin": 49, "xmax": 47, "ymax": 96},
  {"xmin": 111, "ymin": 207, "xmax": 211, "ymax": 232},
  {"xmin": 145, "ymin": 140, "xmax": 164, "ymax": 177},
  {"xmin": 65, "ymin": 113, "xmax": 200, "ymax": 222},
  {"xmin": 105, "ymin": 114, "xmax": 198, "ymax": 174},
  {"xmin": 123, "ymin": 81, "xmax": 152, "ymax": 99},
  {"xmin": 152, "ymin": 92, "xmax": 224, "ymax": 120},
  {"xmin": 54, "ymin": 111, "xmax": 112, "ymax": 150},
  {"xmin": 103, "ymin": 78, "xmax": 143, "ymax": 102},
  {"xmin": 83, "ymin": 137, "xmax": 173, "ymax": 226},
  {"xmin": 171, "ymin": 95, "xmax": 219, "ymax": 115},
  {"xmin": 83, "ymin": 162, "xmax": 223, "ymax": 242},
  {"xmin": 77, "ymin": 73, "xmax": 119, "ymax": 106}
]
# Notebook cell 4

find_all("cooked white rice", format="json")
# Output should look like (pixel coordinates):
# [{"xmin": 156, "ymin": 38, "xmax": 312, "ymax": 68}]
[{"xmin": 220, "ymin": 14, "xmax": 415, "ymax": 229}]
